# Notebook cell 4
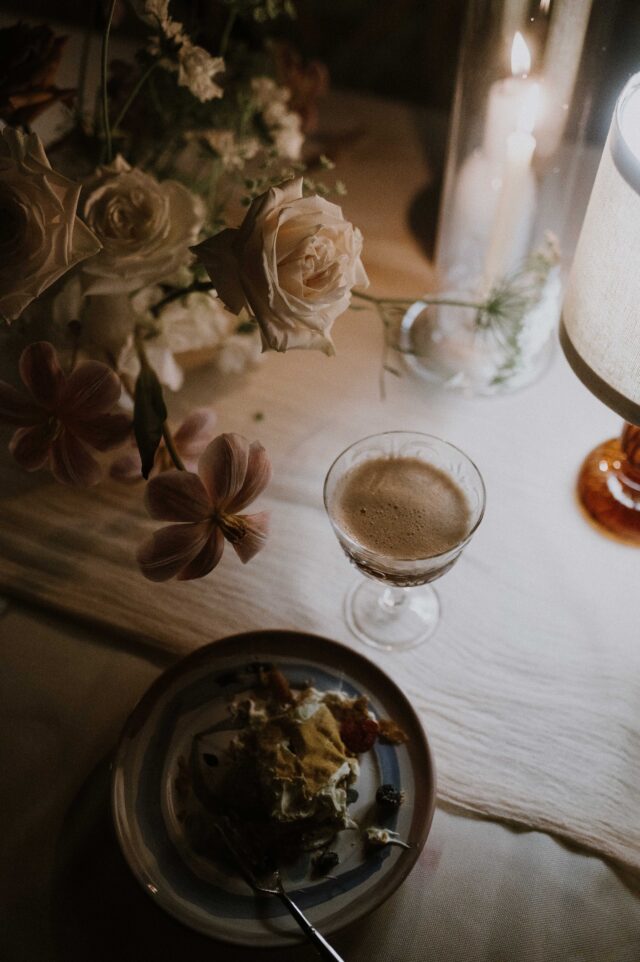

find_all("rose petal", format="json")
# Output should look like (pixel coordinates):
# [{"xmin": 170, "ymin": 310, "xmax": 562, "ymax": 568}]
[
  {"xmin": 50, "ymin": 429, "xmax": 101, "ymax": 486},
  {"xmin": 19, "ymin": 341, "xmax": 65, "ymax": 409},
  {"xmin": 227, "ymin": 441, "xmax": 272, "ymax": 512},
  {"xmin": 192, "ymin": 229, "xmax": 247, "ymax": 315},
  {"xmin": 145, "ymin": 470, "xmax": 211, "ymax": 522},
  {"xmin": 61, "ymin": 361, "xmax": 122, "ymax": 419},
  {"xmin": 177, "ymin": 527, "xmax": 224, "ymax": 581},
  {"xmin": 70, "ymin": 412, "xmax": 132, "ymax": 451},
  {"xmin": 0, "ymin": 381, "xmax": 44, "ymax": 425},
  {"xmin": 173, "ymin": 408, "xmax": 217, "ymax": 460},
  {"xmin": 9, "ymin": 423, "xmax": 52, "ymax": 471},
  {"xmin": 230, "ymin": 511, "xmax": 270, "ymax": 563},
  {"xmin": 136, "ymin": 521, "xmax": 210, "ymax": 582},
  {"xmin": 198, "ymin": 433, "xmax": 249, "ymax": 509}
]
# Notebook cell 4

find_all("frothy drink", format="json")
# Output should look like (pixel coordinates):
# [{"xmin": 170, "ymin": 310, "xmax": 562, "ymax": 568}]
[{"xmin": 332, "ymin": 456, "xmax": 471, "ymax": 559}]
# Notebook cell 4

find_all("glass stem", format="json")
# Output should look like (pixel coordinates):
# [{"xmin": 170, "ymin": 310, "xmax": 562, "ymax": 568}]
[{"xmin": 379, "ymin": 586, "xmax": 407, "ymax": 611}]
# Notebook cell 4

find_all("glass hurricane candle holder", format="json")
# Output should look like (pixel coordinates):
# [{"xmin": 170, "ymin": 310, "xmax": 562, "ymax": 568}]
[
  {"xmin": 324, "ymin": 432, "xmax": 486, "ymax": 651},
  {"xmin": 403, "ymin": 0, "xmax": 622, "ymax": 396}
]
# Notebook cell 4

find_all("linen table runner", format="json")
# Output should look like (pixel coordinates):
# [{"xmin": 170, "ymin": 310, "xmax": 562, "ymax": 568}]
[{"xmin": 1, "ymin": 313, "xmax": 638, "ymax": 877}]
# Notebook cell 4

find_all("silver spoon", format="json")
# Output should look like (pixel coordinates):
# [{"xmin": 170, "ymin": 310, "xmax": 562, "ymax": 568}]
[{"xmin": 213, "ymin": 817, "xmax": 346, "ymax": 962}]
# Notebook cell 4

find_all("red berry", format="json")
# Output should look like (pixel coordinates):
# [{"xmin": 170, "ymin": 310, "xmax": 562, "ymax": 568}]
[{"xmin": 340, "ymin": 716, "xmax": 379, "ymax": 753}]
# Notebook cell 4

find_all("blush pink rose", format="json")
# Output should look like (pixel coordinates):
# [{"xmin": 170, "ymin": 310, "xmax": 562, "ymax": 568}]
[
  {"xmin": 193, "ymin": 177, "xmax": 368, "ymax": 355},
  {"xmin": 0, "ymin": 128, "xmax": 100, "ymax": 322}
]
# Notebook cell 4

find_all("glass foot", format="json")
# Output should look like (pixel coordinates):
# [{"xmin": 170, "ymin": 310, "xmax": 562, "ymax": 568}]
[
  {"xmin": 577, "ymin": 435, "xmax": 640, "ymax": 545},
  {"xmin": 344, "ymin": 579, "xmax": 440, "ymax": 651}
]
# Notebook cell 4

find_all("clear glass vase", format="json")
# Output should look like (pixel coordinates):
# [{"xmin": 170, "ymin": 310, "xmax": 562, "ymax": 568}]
[{"xmin": 403, "ymin": 0, "xmax": 622, "ymax": 396}]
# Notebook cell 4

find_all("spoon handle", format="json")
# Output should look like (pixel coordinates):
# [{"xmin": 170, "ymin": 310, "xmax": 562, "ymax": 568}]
[{"xmin": 277, "ymin": 888, "xmax": 346, "ymax": 961}]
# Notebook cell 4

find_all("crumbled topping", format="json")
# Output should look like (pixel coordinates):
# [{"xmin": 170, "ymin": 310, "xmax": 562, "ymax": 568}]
[
  {"xmin": 378, "ymin": 717, "xmax": 409, "ymax": 745},
  {"xmin": 364, "ymin": 827, "xmax": 411, "ymax": 850}
]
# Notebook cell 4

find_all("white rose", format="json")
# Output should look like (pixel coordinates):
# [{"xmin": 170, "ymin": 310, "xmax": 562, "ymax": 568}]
[
  {"xmin": 0, "ymin": 127, "xmax": 100, "ymax": 323},
  {"xmin": 157, "ymin": 290, "xmax": 235, "ymax": 353},
  {"xmin": 115, "ymin": 287, "xmax": 235, "ymax": 392},
  {"xmin": 80, "ymin": 156, "xmax": 203, "ymax": 295},
  {"xmin": 193, "ymin": 177, "xmax": 369, "ymax": 354}
]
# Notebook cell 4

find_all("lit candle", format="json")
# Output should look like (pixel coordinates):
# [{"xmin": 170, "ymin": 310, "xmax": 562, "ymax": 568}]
[
  {"xmin": 483, "ymin": 32, "xmax": 535, "ymax": 162},
  {"xmin": 482, "ymin": 123, "xmax": 537, "ymax": 288},
  {"xmin": 438, "ymin": 33, "xmax": 538, "ymax": 288}
]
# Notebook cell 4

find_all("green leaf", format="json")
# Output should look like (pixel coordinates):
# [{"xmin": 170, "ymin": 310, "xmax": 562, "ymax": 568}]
[
  {"xmin": 134, "ymin": 364, "xmax": 167, "ymax": 479},
  {"xmin": 236, "ymin": 320, "xmax": 257, "ymax": 334}
]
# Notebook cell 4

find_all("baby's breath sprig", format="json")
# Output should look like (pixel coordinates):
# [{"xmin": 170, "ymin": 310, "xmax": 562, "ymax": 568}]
[{"xmin": 351, "ymin": 232, "xmax": 561, "ymax": 394}]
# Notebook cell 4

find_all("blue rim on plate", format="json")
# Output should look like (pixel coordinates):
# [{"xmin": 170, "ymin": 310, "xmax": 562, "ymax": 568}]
[{"xmin": 111, "ymin": 630, "xmax": 436, "ymax": 947}]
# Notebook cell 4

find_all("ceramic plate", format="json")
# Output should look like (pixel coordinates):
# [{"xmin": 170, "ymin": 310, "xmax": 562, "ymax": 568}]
[{"xmin": 111, "ymin": 630, "xmax": 436, "ymax": 947}]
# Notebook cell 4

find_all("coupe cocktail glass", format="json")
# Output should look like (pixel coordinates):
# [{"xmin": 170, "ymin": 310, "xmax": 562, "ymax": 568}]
[{"xmin": 324, "ymin": 431, "xmax": 486, "ymax": 651}]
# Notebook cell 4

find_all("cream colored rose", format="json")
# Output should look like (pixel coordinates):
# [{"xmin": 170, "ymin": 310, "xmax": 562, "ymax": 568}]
[
  {"xmin": 0, "ymin": 127, "xmax": 100, "ymax": 323},
  {"xmin": 80, "ymin": 156, "xmax": 203, "ymax": 295},
  {"xmin": 193, "ymin": 177, "xmax": 368, "ymax": 354}
]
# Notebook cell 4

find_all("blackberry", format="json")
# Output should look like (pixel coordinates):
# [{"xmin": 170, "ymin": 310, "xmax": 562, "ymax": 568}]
[
  {"xmin": 313, "ymin": 850, "xmax": 340, "ymax": 875},
  {"xmin": 375, "ymin": 784, "xmax": 405, "ymax": 812}
]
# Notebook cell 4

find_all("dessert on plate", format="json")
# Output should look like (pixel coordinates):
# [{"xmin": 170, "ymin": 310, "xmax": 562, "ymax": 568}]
[{"xmin": 174, "ymin": 667, "xmax": 407, "ymax": 870}]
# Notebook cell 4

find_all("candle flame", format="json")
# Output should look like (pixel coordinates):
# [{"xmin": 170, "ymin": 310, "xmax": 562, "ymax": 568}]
[{"xmin": 511, "ymin": 32, "xmax": 531, "ymax": 77}]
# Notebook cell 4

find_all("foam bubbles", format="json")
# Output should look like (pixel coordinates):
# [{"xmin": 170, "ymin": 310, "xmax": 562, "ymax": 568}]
[{"xmin": 332, "ymin": 456, "xmax": 471, "ymax": 559}]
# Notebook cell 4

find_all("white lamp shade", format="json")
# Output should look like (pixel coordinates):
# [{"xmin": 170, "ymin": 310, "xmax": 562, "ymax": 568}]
[{"xmin": 561, "ymin": 73, "xmax": 640, "ymax": 426}]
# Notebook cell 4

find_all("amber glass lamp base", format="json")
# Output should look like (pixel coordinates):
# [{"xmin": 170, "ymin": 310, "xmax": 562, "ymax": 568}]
[{"xmin": 577, "ymin": 424, "xmax": 640, "ymax": 545}]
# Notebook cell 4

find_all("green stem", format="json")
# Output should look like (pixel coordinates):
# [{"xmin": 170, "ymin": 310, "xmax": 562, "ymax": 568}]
[
  {"xmin": 75, "ymin": 20, "xmax": 92, "ymax": 124},
  {"xmin": 101, "ymin": 0, "xmax": 117, "ymax": 163},
  {"xmin": 352, "ymin": 290, "xmax": 485, "ymax": 311},
  {"xmin": 112, "ymin": 60, "xmax": 159, "ymax": 133},
  {"xmin": 207, "ymin": 157, "xmax": 223, "ymax": 226},
  {"xmin": 162, "ymin": 422, "xmax": 186, "ymax": 471},
  {"xmin": 151, "ymin": 281, "xmax": 215, "ymax": 317},
  {"xmin": 219, "ymin": 8, "xmax": 237, "ymax": 56},
  {"xmin": 376, "ymin": 302, "xmax": 388, "ymax": 402}
]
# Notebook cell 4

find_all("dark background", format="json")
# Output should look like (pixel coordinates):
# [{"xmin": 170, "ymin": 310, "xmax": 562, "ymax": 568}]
[{"xmin": 2, "ymin": 0, "xmax": 640, "ymax": 119}]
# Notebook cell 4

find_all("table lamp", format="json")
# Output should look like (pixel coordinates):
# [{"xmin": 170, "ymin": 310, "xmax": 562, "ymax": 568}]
[{"xmin": 560, "ymin": 72, "xmax": 640, "ymax": 544}]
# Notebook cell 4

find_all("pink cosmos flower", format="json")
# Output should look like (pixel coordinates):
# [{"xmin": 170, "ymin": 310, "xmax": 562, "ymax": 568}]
[
  {"xmin": 0, "ymin": 341, "xmax": 131, "ymax": 485},
  {"xmin": 110, "ymin": 407, "xmax": 217, "ymax": 482},
  {"xmin": 137, "ymin": 432, "xmax": 271, "ymax": 582}
]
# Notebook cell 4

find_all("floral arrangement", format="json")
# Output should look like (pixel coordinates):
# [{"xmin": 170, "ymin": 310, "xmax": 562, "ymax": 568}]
[
  {"xmin": 0, "ymin": 1, "xmax": 369, "ymax": 582},
  {"xmin": 0, "ymin": 1, "xmax": 561, "ymax": 583}
]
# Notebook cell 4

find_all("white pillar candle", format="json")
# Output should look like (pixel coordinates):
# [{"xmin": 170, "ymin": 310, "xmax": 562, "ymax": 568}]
[
  {"xmin": 483, "ymin": 129, "xmax": 537, "ymax": 288},
  {"xmin": 439, "ymin": 33, "xmax": 539, "ymax": 287}
]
